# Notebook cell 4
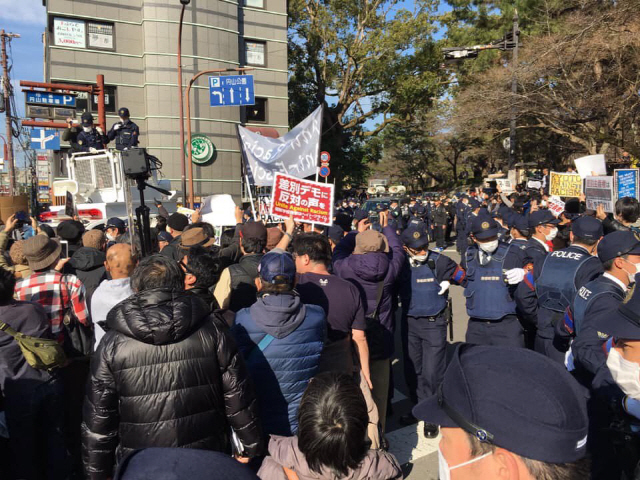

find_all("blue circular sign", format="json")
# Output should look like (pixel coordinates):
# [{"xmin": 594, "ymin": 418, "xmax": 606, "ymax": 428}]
[{"xmin": 319, "ymin": 166, "xmax": 330, "ymax": 177}]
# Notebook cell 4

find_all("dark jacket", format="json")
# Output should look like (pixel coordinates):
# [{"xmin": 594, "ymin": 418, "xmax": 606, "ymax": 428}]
[
  {"xmin": 69, "ymin": 247, "xmax": 106, "ymax": 307},
  {"xmin": 82, "ymin": 288, "xmax": 263, "ymax": 479},
  {"xmin": 602, "ymin": 215, "xmax": 630, "ymax": 235},
  {"xmin": 232, "ymin": 293, "xmax": 326, "ymax": 437},
  {"xmin": 333, "ymin": 226, "xmax": 405, "ymax": 358}
]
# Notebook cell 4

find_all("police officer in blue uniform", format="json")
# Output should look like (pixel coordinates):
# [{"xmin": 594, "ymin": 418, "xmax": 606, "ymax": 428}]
[
  {"xmin": 75, "ymin": 112, "xmax": 107, "ymax": 153},
  {"xmin": 107, "ymin": 107, "xmax": 140, "ymax": 151},
  {"xmin": 460, "ymin": 198, "xmax": 482, "ymax": 258},
  {"xmin": 461, "ymin": 213, "xmax": 527, "ymax": 347},
  {"xmin": 525, "ymin": 209, "xmax": 559, "ymax": 268},
  {"xmin": 397, "ymin": 226, "xmax": 465, "ymax": 437},
  {"xmin": 561, "ymin": 230, "xmax": 640, "ymax": 386},
  {"xmin": 516, "ymin": 215, "xmax": 604, "ymax": 364},
  {"xmin": 455, "ymin": 195, "xmax": 470, "ymax": 254}
]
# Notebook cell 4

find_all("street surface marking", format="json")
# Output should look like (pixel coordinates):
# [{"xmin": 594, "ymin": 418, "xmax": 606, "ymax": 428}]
[{"xmin": 387, "ymin": 421, "xmax": 440, "ymax": 465}]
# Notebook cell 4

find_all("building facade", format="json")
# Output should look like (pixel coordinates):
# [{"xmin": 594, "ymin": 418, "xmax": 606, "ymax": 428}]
[{"xmin": 43, "ymin": 0, "xmax": 288, "ymax": 201}]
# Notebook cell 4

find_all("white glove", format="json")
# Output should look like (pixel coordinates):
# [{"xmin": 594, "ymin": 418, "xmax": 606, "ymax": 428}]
[
  {"xmin": 438, "ymin": 281, "xmax": 451, "ymax": 295},
  {"xmin": 89, "ymin": 147, "xmax": 98, "ymax": 154},
  {"xmin": 96, "ymin": 127, "xmax": 104, "ymax": 134},
  {"xmin": 624, "ymin": 396, "xmax": 640, "ymax": 421},
  {"xmin": 113, "ymin": 123, "xmax": 121, "ymax": 131},
  {"xmin": 505, "ymin": 268, "xmax": 526, "ymax": 285}
]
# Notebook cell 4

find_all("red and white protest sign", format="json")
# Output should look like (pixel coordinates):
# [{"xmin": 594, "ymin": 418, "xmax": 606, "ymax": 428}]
[
  {"xmin": 547, "ymin": 197, "xmax": 565, "ymax": 217},
  {"xmin": 271, "ymin": 172, "xmax": 335, "ymax": 226}
]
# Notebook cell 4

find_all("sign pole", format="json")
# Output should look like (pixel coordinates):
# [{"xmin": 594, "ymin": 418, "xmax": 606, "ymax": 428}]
[{"xmin": 244, "ymin": 174, "xmax": 257, "ymax": 220}]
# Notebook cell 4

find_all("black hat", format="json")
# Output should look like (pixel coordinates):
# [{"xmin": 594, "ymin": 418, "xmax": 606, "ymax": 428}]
[
  {"xmin": 470, "ymin": 213, "xmax": 499, "ymax": 240},
  {"xmin": 240, "ymin": 220, "xmax": 267, "ymax": 242},
  {"xmin": 597, "ymin": 230, "xmax": 640, "ymax": 263},
  {"xmin": 56, "ymin": 219, "xmax": 85, "ymax": 243},
  {"xmin": 327, "ymin": 224, "xmax": 345, "ymax": 243},
  {"xmin": 353, "ymin": 209, "xmax": 368, "ymax": 222},
  {"xmin": 528, "ymin": 210, "xmax": 560, "ymax": 228},
  {"xmin": 333, "ymin": 213, "xmax": 352, "ymax": 232},
  {"xmin": 512, "ymin": 215, "xmax": 530, "ymax": 234},
  {"xmin": 401, "ymin": 227, "xmax": 429, "ymax": 249},
  {"xmin": 118, "ymin": 107, "xmax": 130, "ymax": 117},
  {"xmin": 106, "ymin": 217, "xmax": 126, "ymax": 230},
  {"xmin": 413, "ymin": 344, "xmax": 589, "ymax": 464},
  {"xmin": 81, "ymin": 111, "xmax": 94, "ymax": 126},
  {"xmin": 168, "ymin": 213, "xmax": 190, "ymax": 232},
  {"xmin": 571, "ymin": 215, "xmax": 603, "ymax": 240},
  {"xmin": 603, "ymin": 275, "xmax": 640, "ymax": 339}
]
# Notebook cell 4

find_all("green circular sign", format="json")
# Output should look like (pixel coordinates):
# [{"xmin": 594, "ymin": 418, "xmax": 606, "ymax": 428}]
[{"xmin": 185, "ymin": 134, "xmax": 217, "ymax": 165}]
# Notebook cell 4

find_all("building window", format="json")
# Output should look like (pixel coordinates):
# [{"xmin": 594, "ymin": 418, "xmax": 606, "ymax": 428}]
[
  {"xmin": 245, "ymin": 0, "xmax": 264, "ymax": 8},
  {"xmin": 245, "ymin": 40, "xmax": 266, "ymax": 66},
  {"xmin": 92, "ymin": 85, "xmax": 117, "ymax": 113},
  {"xmin": 245, "ymin": 98, "xmax": 267, "ymax": 123},
  {"xmin": 52, "ymin": 17, "xmax": 115, "ymax": 51}
]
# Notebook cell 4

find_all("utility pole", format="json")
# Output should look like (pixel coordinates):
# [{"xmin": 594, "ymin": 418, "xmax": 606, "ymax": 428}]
[
  {"xmin": 1, "ymin": 30, "xmax": 20, "ymax": 197},
  {"xmin": 508, "ymin": 11, "xmax": 519, "ymax": 170}
]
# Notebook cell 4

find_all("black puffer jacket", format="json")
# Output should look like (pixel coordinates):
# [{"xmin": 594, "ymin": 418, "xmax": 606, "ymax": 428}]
[{"xmin": 81, "ymin": 288, "xmax": 263, "ymax": 479}]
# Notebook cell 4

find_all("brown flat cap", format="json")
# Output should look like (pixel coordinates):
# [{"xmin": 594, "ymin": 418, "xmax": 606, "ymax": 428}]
[
  {"xmin": 266, "ymin": 227, "xmax": 284, "ymax": 251},
  {"xmin": 354, "ymin": 230, "xmax": 389, "ymax": 255},
  {"xmin": 22, "ymin": 234, "xmax": 61, "ymax": 271},
  {"xmin": 180, "ymin": 227, "xmax": 216, "ymax": 249},
  {"xmin": 241, "ymin": 221, "xmax": 267, "ymax": 242}
]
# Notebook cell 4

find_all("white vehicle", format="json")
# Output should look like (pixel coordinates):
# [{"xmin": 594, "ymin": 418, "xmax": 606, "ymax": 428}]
[{"xmin": 41, "ymin": 150, "xmax": 178, "ymax": 227}]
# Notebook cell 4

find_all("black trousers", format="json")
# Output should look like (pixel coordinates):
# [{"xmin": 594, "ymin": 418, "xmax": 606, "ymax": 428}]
[{"xmin": 434, "ymin": 224, "xmax": 446, "ymax": 248}]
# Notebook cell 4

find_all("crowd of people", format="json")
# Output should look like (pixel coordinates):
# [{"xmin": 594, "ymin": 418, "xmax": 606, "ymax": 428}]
[{"xmin": 0, "ymin": 178, "xmax": 640, "ymax": 480}]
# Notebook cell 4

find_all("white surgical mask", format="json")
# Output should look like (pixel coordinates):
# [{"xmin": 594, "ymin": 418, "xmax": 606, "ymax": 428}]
[
  {"xmin": 438, "ymin": 446, "xmax": 492, "ymax": 480},
  {"xmin": 410, "ymin": 253, "xmax": 428, "ymax": 263},
  {"xmin": 82, "ymin": 126, "xmax": 92, "ymax": 133},
  {"xmin": 106, "ymin": 233, "xmax": 116, "ymax": 242},
  {"xmin": 119, "ymin": 117, "xmax": 127, "ymax": 123},
  {"xmin": 607, "ymin": 347, "xmax": 640, "ymax": 401},
  {"xmin": 545, "ymin": 227, "xmax": 558, "ymax": 242},
  {"xmin": 541, "ymin": 200, "xmax": 548, "ymax": 207},
  {"xmin": 623, "ymin": 259, "xmax": 640, "ymax": 285},
  {"xmin": 478, "ymin": 240, "xmax": 499, "ymax": 254}
]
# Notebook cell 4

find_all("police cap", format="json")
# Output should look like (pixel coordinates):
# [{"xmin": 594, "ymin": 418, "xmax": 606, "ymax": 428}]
[
  {"xmin": 571, "ymin": 215, "xmax": 603, "ymax": 240},
  {"xmin": 470, "ymin": 214, "xmax": 499, "ymax": 240},
  {"xmin": 597, "ymin": 230, "xmax": 640, "ymax": 263},
  {"xmin": 106, "ymin": 217, "xmax": 126, "ymax": 230},
  {"xmin": 353, "ymin": 209, "xmax": 368, "ymax": 221},
  {"xmin": 401, "ymin": 227, "xmax": 429, "ymax": 249},
  {"xmin": 118, "ymin": 107, "xmax": 130, "ymax": 118},
  {"xmin": 327, "ymin": 224, "xmax": 345, "ymax": 244},
  {"xmin": 528, "ymin": 210, "xmax": 560, "ymax": 228},
  {"xmin": 602, "ymin": 275, "xmax": 640, "ymax": 340},
  {"xmin": 469, "ymin": 198, "xmax": 480, "ymax": 209},
  {"xmin": 512, "ymin": 215, "xmax": 530, "ymax": 235},
  {"xmin": 81, "ymin": 111, "xmax": 94, "ymax": 126},
  {"xmin": 413, "ymin": 344, "xmax": 589, "ymax": 464}
]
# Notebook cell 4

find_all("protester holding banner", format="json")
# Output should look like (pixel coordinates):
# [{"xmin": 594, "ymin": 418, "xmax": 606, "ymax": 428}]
[{"xmin": 596, "ymin": 197, "xmax": 640, "ymax": 234}]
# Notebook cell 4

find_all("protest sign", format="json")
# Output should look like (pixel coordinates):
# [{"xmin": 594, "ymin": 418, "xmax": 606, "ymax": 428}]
[
  {"xmin": 271, "ymin": 173, "xmax": 334, "ymax": 226},
  {"xmin": 200, "ymin": 194, "xmax": 237, "ymax": 226},
  {"xmin": 65, "ymin": 191, "xmax": 75, "ymax": 217},
  {"xmin": 547, "ymin": 197, "xmax": 565, "ymax": 217},
  {"xmin": 496, "ymin": 179, "xmax": 514, "ymax": 193},
  {"xmin": 585, "ymin": 176, "xmax": 614, "ymax": 212},
  {"xmin": 549, "ymin": 172, "xmax": 583, "ymax": 197},
  {"xmin": 614, "ymin": 169, "xmax": 639, "ymax": 200},
  {"xmin": 527, "ymin": 180, "xmax": 542, "ymax": 190},
  {"xmin": 574, "ymin": 154, "xmax": 607, "ymax": 179},
  {"xmin": 239, "ymin": 106, "xmax": 322, "ymax": 186}
]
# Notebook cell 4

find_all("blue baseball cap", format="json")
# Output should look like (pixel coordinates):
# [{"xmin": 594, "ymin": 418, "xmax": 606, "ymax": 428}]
[
  {"xmin": 401, "ymin": 227, "xmax": 429, "ymax": 249},
  {"xmin": 327, "ymin": 224, "xmax": 345, "ymax": 243},
  {"xmin": 597, "ymin": 230, "xmax": 640, "ymax": 263},
  {"xmin": 528, "ymin": 210, "xmax": 560, "ymax": 228},
  {"xmin": 603, "ymin": 273, "xmax": 640, "ymax": 339},
  {"xmin": 413, "ymin": 344, "xmax": 589, "ymax": 464},
  {"xmin": 571, "ymin": 215, "xmax": 603, "ymax": 240},
  {"xmin": 106, "ymin": 217, "xmax": 126, "ymax": 230},
  {"xmin": 470, "ymin": 214, "xmax": 499, "ymax": 240},
  {"xmin": 512, "ymin": 215, "xmax": 530, "ymax": 234},
  {"xmin": 157, "ymin": 231, "xmax": 172, "ymax": 243},
  {"xmin": 258, "ymin": 251, "xmax": 296, "ymax": 284}
]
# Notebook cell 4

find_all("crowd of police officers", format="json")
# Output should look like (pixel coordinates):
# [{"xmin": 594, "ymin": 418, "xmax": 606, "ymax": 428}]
[{"xmin": 337, "ymin": 187, "xmax": 640, "ymax": 479}]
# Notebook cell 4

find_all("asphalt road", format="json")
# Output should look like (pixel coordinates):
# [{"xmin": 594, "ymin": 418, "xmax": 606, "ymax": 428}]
[{"xmin": 384, "ymin": 247, "xmax": 468, "ymax": 479}]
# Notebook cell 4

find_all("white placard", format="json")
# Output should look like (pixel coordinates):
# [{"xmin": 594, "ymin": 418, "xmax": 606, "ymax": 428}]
[
  {"xmin": 54, "ymin": 18, "xmax": 86, "ymax": 48},
  {"xmin": 574, "ymin": 154, "xmax": 607, "ymax": 179},
  {"xmin": 200, "ymin": 194, "xmax": 238, "ymax": 226},
  {"xmin": 584, "ymin": 176, "xmax": 614, "ymax": 212}
]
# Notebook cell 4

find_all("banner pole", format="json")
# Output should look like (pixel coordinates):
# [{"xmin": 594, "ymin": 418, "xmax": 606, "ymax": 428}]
[{"xmin": 245, "ymin": 174, "xmax": 257, "ymax": 220}]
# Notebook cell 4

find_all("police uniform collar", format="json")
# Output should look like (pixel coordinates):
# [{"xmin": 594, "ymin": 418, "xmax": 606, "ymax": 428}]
[
  {"xmin": 532, "ymin": 236, "xmax": 550, "ymax": 252},
  {"xmin": 571, "ymin": 244, "xmax": 592, "ymax": 255},
  {"xmin": 602, "ymin": 272, "xmax": 628, "ymax": 293}
]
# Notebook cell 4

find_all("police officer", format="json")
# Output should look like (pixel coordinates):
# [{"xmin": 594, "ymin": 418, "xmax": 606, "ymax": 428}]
[
  {"xmin": 107, "ymin": 107, "xmax": 140, "ymax": 151},
  {"xmin": 412, "ymin": 344, "xmax": 590, "ymax": 479},
  {"xmin": 455, "ymin": 195, "xmax": 469, "ymax": 254},
  {"xmin": 562, "ymin": 230, "xmax": 640, "ymax": 386},
  {"xmin": 389, "ymin": 198, "xmax": 404, "ymax": 231},
  {"xmin": 516, "ymin": 215, "xmax": 604, "ymax": 364},
  {"xmin": 398, "ymin": 226, "xmax": 465, "ymax": 437},
  {"xmin": 432, "ymin": 198, "xmax": 449, "ymax": 251},
  {"xmin": 75, "ymin": 112, "xmax": 107, "ymax": 153},
  {"xmin": 461, "ymin": 213, "xmax": 527, "ymax": 347},
  {"xmin": 525, "ymin": 209, "xmax": 559, "ymax": 268}
]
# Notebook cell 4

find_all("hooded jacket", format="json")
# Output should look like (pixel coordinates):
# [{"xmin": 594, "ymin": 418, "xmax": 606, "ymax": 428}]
[
  {"xmin": 69, "ymin": 246, "xmax": 106, "ymax": 306},
  {"xmin": 232, "ymin": 293, "xmax": 325, "ymax": 437},
  {"xmin": 81, "ymin": 288, "xmax": 263, "ymax": 479},
  {"xmin": 332, "ymin": 226, "xmax": 405, "ymax": 359},
  {"xmin": 258, "ymin": 436, "xmax": 403, "ymax": 480}
]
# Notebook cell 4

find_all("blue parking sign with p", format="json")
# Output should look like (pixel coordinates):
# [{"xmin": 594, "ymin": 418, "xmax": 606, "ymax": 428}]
[{"xmin": 209, "ymin": 75, "xmax": 255, "ymax": 107}]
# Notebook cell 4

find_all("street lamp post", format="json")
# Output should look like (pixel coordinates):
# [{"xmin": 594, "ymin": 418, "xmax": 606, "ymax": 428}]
[
  {"xmin": 178, "ymin": 0, "xmax": 190, "ymax": 205},
  {"xmin": 185, "ymin": 67, "xmax": 252, "ymax": 208}
]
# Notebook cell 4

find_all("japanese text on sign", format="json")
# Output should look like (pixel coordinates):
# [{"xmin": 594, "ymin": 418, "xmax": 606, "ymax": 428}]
[
  {"xmin": 549, "ymin": 172, "xmax": 583, "ymax": 197},
  {"xmin": 271, "ymin": 173, "xmax": 335, "ymax": 226},
  {"xmin": 585, "ymin": 176, "xmax": 614, "ymax": 213},
  {"xmin": 614, "ymin": 169, "xmax": 639, "ymax": 200}
]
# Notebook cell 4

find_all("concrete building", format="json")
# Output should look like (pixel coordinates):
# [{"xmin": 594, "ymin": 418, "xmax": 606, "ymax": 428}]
[{"xmin": 42, "ymin": 0, "xmax": 288, "ymax": 201}]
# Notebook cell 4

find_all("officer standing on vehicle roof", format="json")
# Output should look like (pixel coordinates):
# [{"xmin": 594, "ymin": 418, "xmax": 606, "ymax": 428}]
[
  {"xmin": 460, "ymin": 213, "xmax": 528, "ymax": 347},
  {"xmin": 107, "ymin": 107, "xmax": 140, "ymax": 151},
  {"xmin": 75, "ymin": 112, "xmax": 107, "ymax": 153},
  {"xmin": 516, "ymin": 215, "xmax": 604, "ymax": 364}
]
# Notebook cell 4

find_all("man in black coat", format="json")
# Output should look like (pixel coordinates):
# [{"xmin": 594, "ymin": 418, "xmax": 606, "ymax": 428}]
[
  {"xmin": 69, "ymin": 230, "xmax": 107, "ymax": 308},
  {"xmin": 81, "ymin": 255, "xmax": 263, "ymax": 479}
]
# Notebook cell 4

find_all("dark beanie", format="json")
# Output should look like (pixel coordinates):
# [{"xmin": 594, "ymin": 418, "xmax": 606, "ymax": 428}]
[{"xmin": 168, "ymin": 213, "xmax": 189, "ymax": 232}]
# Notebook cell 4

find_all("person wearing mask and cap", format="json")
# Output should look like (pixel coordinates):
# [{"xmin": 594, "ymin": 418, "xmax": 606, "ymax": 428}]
[
  {"xmin": 516, "ymin": 215, "xmax": 604, "ymax": 364},
  {"xmin": 327, "ymin": 224, "xmax": 345, "ymax": 252},
  {"xmin": 524, "ymin": 210, "xmax": 560, "ymax": 269},
  {"xmin": 412, "ymin": 344, "xmax": 590, "ymax": 480},
  {"xmin": 74, "ymin": 112, "xmax": 107, "ymax": 153},
  {"xmin": 561, "ymin": 230, "xmax": 640, "ymax": 387},
  {"xmin": 105, "ymin": 217, "xmax": 127, "ymax": 248},
  {"xmin": 397, "ymin": 226, "xmax": 465, "ymax": 437},
  {"xmin": 460, "ymin": 213, "xmax": 528, "ymax": 348},
  {"xmin": 107, "ymin": 107, "xmax": 140, "ymax": 151}
]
